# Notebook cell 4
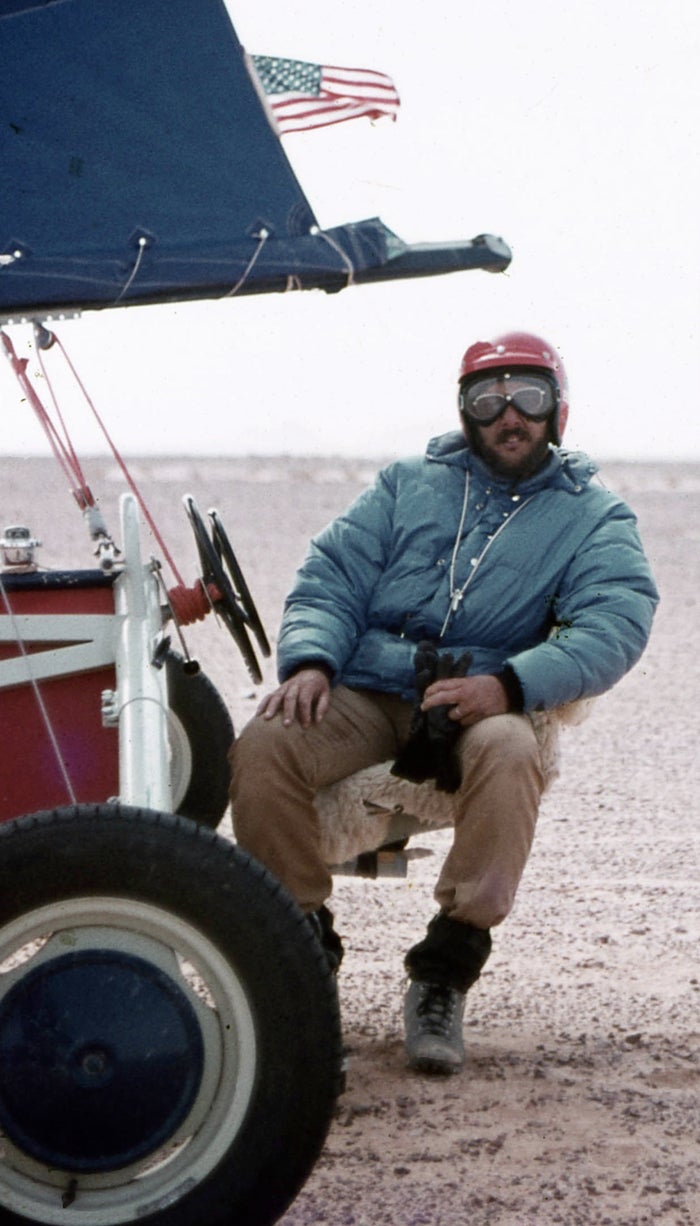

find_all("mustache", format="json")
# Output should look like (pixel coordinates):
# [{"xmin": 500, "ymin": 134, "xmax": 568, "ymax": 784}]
[{"xmin": 494, "ymin": 425, "xmax": 530, "ymax": 443}]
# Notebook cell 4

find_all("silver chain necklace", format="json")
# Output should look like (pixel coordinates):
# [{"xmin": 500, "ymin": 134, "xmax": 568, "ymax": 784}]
[{"xmin": 439, "ymin": 468, "xmax": 535, "ymax": 637}]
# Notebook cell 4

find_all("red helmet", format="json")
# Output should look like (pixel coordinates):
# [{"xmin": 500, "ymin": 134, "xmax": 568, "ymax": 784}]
[{"xmin": 458, "ymin": 331, "xmax": 569, "ymax": 442}]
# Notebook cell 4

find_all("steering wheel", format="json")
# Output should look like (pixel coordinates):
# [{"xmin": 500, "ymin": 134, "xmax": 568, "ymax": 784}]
[
  {"xmin": 183, "ymin": 496, "xmax": 265, "ymax": 684},
  {"xmin": 208, "ymin": 509, "xmax": 271, "ymax": 659}
]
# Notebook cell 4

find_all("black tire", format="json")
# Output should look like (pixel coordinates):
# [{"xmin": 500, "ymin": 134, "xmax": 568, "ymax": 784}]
[
  {"xmin": 166, "ymin": 653, "xmax": 234, "ymax": 827},
  {"xmin": 0, "ymin": 805, "xmax": 343, "ymax": 1226}
]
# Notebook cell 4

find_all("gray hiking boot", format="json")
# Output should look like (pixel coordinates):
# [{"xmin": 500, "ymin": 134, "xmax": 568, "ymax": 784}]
[{"xmin": 403, "ymin": 980, "xmax": 467, "ymax": 1074}]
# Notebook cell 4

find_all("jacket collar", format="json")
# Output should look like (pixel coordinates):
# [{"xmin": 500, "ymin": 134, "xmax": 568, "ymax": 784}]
[{"xmin": 425, "ymin": 430, "xmax": 599, "ymax": 495}]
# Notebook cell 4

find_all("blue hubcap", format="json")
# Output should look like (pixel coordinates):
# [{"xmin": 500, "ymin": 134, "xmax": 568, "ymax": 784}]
[{"xmin": 0, "ymin": 949, "xmax": 204, "ymax": 1172}]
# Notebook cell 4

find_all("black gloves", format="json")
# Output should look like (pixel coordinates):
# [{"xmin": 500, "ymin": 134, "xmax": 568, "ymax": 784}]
[{"xmin": 391, "ymin": 640, "xmax": 472, "ymax": 794}]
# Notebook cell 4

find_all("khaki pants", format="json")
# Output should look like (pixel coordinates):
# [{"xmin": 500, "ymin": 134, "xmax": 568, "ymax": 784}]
[{"xmin": 230, "ymin": 685, "xmax": 545, "ymax": 930}]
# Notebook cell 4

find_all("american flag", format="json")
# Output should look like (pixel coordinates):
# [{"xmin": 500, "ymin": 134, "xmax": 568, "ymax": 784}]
[{"xmin": 250, "ymin": 55, "xmax": 400, "ymax": 135}]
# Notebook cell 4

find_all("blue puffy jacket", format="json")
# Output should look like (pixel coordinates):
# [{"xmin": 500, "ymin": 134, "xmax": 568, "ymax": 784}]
[{"xmin": 277, "ymin": 432, "xmax": 659, "ymax": 711}]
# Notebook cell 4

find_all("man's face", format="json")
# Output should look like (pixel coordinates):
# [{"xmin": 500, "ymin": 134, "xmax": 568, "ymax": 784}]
[{"xmin": 463, "ymin": 375, "xmax": 553, "ymax": 479}]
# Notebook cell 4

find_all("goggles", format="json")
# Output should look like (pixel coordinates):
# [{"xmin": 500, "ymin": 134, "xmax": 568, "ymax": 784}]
[{"xmin": 461, "ymin": 373, "xmax": 556, "ymax": 426}]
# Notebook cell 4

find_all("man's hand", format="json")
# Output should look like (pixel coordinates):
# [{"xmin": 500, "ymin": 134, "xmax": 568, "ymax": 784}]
[
  {"xmin": 257, "ymin": 667, "xmax": 331, "ymax": 729},
  {"xmin": 421, "ymin": 675, "xmax": 509, "ymax": 726}
]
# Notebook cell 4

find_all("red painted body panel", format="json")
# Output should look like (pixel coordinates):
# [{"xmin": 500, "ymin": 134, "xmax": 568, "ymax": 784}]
[{"xmin": 0, "ymin": 581, "xmax": 119, "ymax": 821}]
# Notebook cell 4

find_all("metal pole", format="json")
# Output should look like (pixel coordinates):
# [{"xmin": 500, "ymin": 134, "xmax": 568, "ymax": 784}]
[{"xmin": 113, "ymin": 494, "xmax": 172, "ymax": 812}]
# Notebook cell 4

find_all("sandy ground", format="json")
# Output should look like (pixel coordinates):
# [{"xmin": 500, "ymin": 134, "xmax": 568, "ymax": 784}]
[{"xmin": 2, "ymin": 454, "xmax": 698, "ymax": 1226}]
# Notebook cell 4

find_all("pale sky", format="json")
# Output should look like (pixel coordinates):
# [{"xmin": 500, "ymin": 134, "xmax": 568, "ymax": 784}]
[{"xmin": 2, "ymin": 0, "xmax": 698, "ymax": 461}]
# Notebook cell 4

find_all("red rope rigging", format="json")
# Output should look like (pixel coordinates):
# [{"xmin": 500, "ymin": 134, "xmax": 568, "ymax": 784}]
[
  {"xmin": 1, "ymin": 325, "xmax": 186, "ymax": 588},
  {"xmin": 1, "ymin": 329, "xmax": 95, "ymax": 510}
]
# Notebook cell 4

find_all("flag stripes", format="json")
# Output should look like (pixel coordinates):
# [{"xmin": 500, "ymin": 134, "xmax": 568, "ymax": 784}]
[{"xmin": 251, "ymin": 55, "xmax": 400, "ymax": 134}]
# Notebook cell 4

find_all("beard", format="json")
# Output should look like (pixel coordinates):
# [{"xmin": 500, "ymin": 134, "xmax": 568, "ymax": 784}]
[{"xmin": 471, "ymin": 422, "xmax": 552, "ymax": 481}]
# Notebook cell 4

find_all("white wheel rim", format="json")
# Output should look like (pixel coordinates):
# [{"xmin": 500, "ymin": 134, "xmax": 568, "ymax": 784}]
[
  {"xmin": 167, "ymin": 709, "xmax": 192, "ymax": 810},
  {"xmin": 0, "ymin": 897, "xmax": 257, "ymax": 1223}
]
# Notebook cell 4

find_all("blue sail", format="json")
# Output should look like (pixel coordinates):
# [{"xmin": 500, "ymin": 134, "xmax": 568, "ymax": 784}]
[{"xmin": 0, "ymin": 0, "xmax": 510, "ymax": 316}]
